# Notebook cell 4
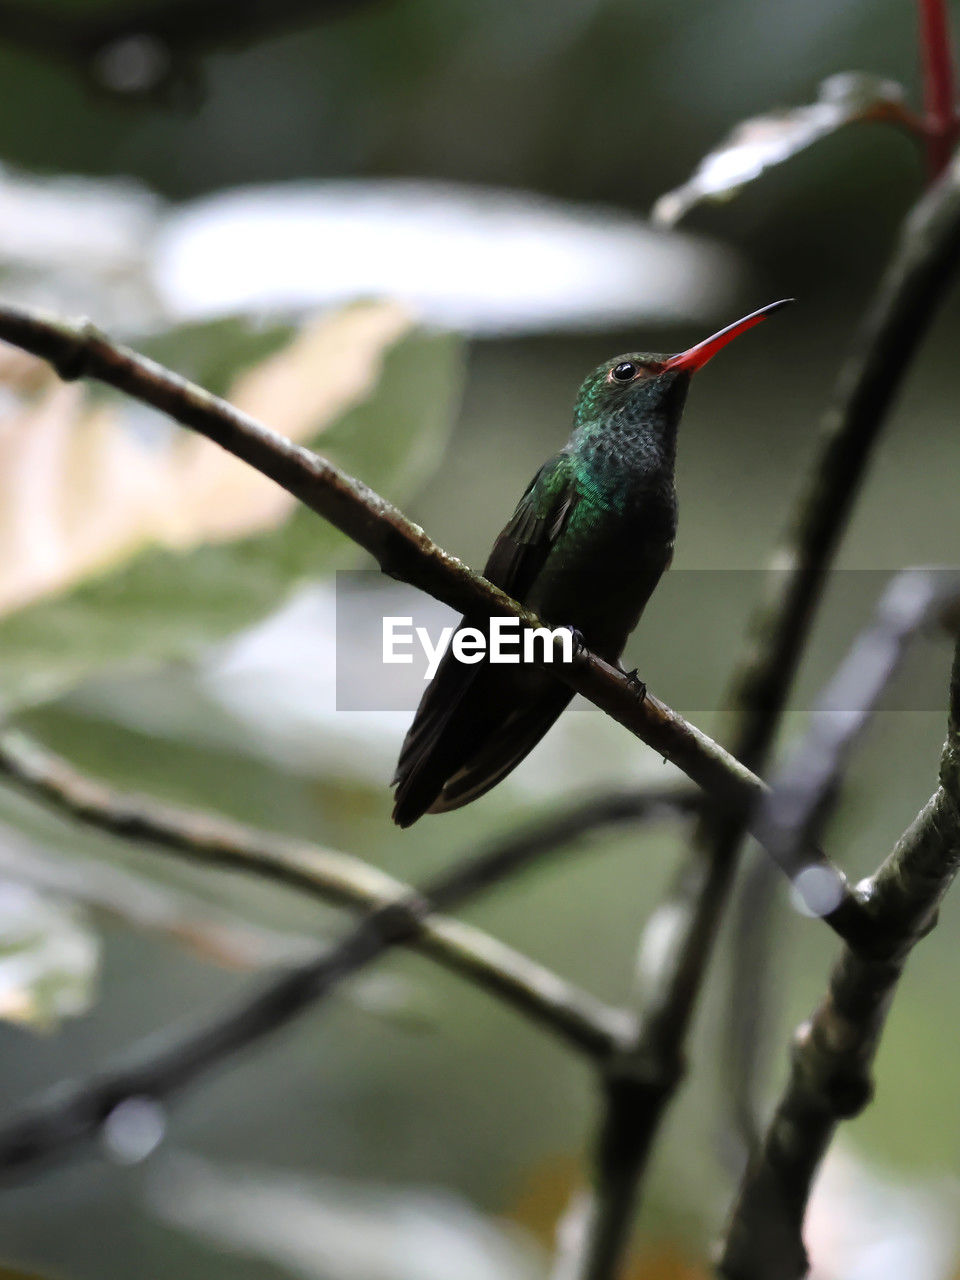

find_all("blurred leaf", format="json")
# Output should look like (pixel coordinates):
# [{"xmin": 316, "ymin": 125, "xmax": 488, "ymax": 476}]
[
  {"xmin": 0, "ymin": 824, "xmax": 316, "ymax": 972},
  {"xmin": 507, "ymin": 1154, "xmax": 707, "ymax": 1278},
  {"xmin": 0, "ymin": 880, "xmax": 98, "ymax": 1029},
  {"xmin": 506, "ymin": 1152, "xmax": 580, "ymax": 1246},
  {"xmin": 0, "ymin": 163, "xmax": 157, "ymax": 275},
  {"xmin": 151, "ymin": 1153, "xmax": 544, "ymax": 1280},
  {"xmin": 0, "ymin": 300, "xmax": 410, "ymax": 614},
  {"xmin": 138, "ymin": 313, "xmax": 299, "ymax": 400},
  {"xmin": 154, "ymin": 179, "xmax": 738, "ymax": 335},
  {"xmin": 0, "ymin": 815, "xmax": 437, "ymax": 1025},
  {"xmin": 652, "ymin": 73, "xmax": 919, "ymax": 228},
  {"xmin": 0, "ymin": 302, "xmax": 464, "ymax": 711},
  {"xmin": 2, "ymin": 164, "xmax": 738, "ymax": 336},
  {"xmin": 0, "ymin": 162, "xmax": 161, "ymax": 328}
]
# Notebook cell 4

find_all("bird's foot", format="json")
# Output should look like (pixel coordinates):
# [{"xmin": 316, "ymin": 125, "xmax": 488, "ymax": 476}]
[
  {"xmin": 620, "ymin": 666, "xmax": 647, "ymax": 702},
  {"xmin": 563, "ymin": 626, "xmax": 586, "ymax": 660}
]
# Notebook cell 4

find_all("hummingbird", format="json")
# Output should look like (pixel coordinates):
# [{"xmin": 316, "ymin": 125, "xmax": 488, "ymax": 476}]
[{"xmin": 391, "ymin": 300, "xmax": 791, "ymax": 827}]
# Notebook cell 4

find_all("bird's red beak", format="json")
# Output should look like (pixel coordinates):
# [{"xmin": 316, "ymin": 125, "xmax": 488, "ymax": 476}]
[{"xmin": 662, "ymin": 299, "xmax": 794, "ymax": 374}]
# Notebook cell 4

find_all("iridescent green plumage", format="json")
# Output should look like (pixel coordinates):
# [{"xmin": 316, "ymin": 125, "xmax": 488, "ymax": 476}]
[{"xmin": 392, "ymin": 302, "xmax": 790, "ymax": 826}]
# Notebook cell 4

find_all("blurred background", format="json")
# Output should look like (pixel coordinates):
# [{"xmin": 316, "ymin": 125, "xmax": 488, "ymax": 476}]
[{"xmin": 0, "ymin": 1, "xmax": 959, "ymax": 1277}]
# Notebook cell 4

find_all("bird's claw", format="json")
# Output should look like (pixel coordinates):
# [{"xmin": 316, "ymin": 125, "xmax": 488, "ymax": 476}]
[
  {"xmin": 622, "ymin": 667, "xmax": 647, "ymax": 702},
  {"xmin": 564, "ymin": 626, "xmax": 586, "ymax": 660}
]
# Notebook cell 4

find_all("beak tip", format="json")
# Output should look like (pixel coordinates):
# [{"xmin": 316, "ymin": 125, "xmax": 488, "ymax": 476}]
[{"xmin": 663, "ymin": 297, "xmax": 794, "ymax": 374}]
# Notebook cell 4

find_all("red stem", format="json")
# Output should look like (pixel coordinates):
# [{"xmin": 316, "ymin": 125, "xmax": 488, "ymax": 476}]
[{"xmin": 919, "ymin": 0, "xmax": 960, "ymax": 177}]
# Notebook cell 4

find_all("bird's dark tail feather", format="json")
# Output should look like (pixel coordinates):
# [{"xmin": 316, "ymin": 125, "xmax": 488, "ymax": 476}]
[
  {"xmin": 430, "ymin": 685, "xmax": 573, "ymax": 814},
  {"xmin": 391, "ymin": 656, "xmax": 489, "ymax": 827},
  {"xmin": 392, "ymin": 682, "xmax": 572, "ymax": 826}
]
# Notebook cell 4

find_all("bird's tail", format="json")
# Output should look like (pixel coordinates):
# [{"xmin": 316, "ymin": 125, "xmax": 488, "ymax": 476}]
[
  {"xmin": 427, "ymin": 684, "xmax": 573, "ymax": 815},
  {"xmin": 391, "ymin": 669, "xmax": 573, "ymax": 828}
]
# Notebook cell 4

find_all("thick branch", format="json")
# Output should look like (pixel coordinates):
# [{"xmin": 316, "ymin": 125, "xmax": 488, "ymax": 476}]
[
  {"xmin": 668, "ymin": 135, "xmax": 960, "ymax": 1086},
  {"xmin": 720, "ymin": 570, "xmax": 958, "ymax": 1158},
  {"xmin": 0, "ymin": 730, "xmax": 663, "ymax": 1062},
  {"xmin": 0, "ymin": 300, "xmax": 865, "ymax": 940},
  {"xmin": 557, "ymin": 139, "xmax": 960, "ymax": 1280},
  {"xmin": 717, "ymin": 641, "xmax": 960, "ymax": 1280},
  {"xmin": 721, "ymin": 139, "xmax": 960, "ymax": 1155},
  {"xmin": 725, "ymin": 155, "xmax": 960, "ymax": 771}
]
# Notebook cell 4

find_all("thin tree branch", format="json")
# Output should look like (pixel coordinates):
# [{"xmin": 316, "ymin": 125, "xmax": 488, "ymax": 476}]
[
  {"xmin": 0, "ymin": 905, "xmax": 417, "ymax": 1176},
  {"xmin": 753, "ymin": 570, "xmax": 960, "ymax": 884},
  {"xmin": 0, "ymin": 731, "xmax": 709, "ymax": 1178},
  {"xmin": 668, "ymin": 132, "xmax": 960, "ymax": 1087},
  {"xmin": 0, "ymin": 300, "xmax": 868, "ymax": 943},
  {"xmin": 723, "ymin": 145, "xmax": 960, "ymax": 1155},
  {"xmin": 919, "ymin": 0, "xmax": 960, "ymax": 177},
  {"xmin": 724, "ymin": 1, "xmax": 960, "ymax": 1166},
  {"xmin": 0, "ymin": 815, "xmax": 646, "ymax": 1181},
  {"xmin": 715, "ymin": 144, "xmax": 960, "ymax": 825},
  {"xmin": 0, "ymin": 829, "xmax": 317, "ymax": 973},
  {"xmin": 721, "ymin": 570, "xmax": 960, "ymax": 1159},
  {"xmin": 0, "ymin": 304, "xmax": 748, "ymax": 796},
  {"xmin": 717, "ymin": 638, "xmax": 960, "ymax": 1280},
  {"xmin": 555, "ymin": 137, "xmax": 960, "ymax": 1280},
  {"xmin": 0, "ymin": 730, "xmax": 682, "ymax": 1063}
]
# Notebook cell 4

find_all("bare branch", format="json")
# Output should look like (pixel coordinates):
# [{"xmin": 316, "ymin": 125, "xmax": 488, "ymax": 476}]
[
  {"xmin": 661, "ymin": 132, "xmax": 960, "ymax": 1118},
  {"xmin": 718, "ymin": 638, "xmax": 960, "ymax": 1280},
  {"xmin": 711, "ymin": 8, "xmax": 960, "ymax": 1185},
  {"xmin": 725, "ymin": 574, "xmax": 960, "ymax": 1157},
  {"xmin": 0, "ymin": 300, "xmax": 867, "ymax": 940},
  {"xmin": 0, "ymin": 828, "xmax": 316, "ymax": 972},
  {"xmin": 753, "ymin": 571, "xmax": 960, "ymax": 883},
  {"xmin": 0, "ymin": 730, "xmax": 672, "ymax": 1064},
  {"xmin": 721, "ymin": 570, "xmax": 960, "ymax": 1161},
  {"xmin": 0, "ymin": 729, "xmax": 704, "ymax": 1177},
  {"xmin": 0, "ymin": 902, "xmax": 417, "ymax": 1176},
  {"xmin": 0, "ymin": 874, "xmax": 626, "ymax": 1180},
  {"xmin": 554, "ymin": 139, "xmax": 960, "ymax": 1280}
]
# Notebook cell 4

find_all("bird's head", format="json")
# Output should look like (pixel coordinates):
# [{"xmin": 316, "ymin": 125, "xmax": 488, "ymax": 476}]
[{"xmin": 574, "ymin": 299, "xmax": 793, "ymax": 435}]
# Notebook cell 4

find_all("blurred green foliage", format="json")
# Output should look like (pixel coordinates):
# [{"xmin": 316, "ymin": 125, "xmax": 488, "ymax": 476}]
[{"xmin": 0, "ymin": 314, "xmax": 462, "ymax": 711}]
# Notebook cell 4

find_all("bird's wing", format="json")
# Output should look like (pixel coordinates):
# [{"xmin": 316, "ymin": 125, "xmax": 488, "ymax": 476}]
[
  {"xmin": 391, "ymin": 455, "xmax": 579, "ymax": 827},
  {"xmin": 481, "ymin": 453, "xmax": 578, "ymax": 598}
]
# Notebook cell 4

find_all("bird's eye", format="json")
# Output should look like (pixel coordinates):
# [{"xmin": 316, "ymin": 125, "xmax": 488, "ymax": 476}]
[{"xmin": 611, "ymin": 361, "xmax": 638, "ymax": 383}]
